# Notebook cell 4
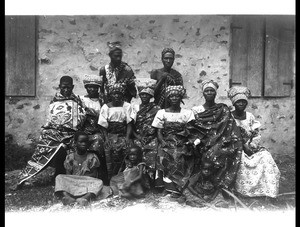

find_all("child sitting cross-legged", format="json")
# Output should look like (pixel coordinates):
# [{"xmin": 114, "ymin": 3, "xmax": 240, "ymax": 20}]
[
  {"xmin": 54, "ymin": 131, "xmax": 104, "ymax": 206},
  {"xmin": 110, "ymin": 145, "xmax": 150, "ymax": 199}
]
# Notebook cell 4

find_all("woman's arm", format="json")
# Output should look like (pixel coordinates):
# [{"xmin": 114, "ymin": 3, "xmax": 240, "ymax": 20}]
[
  {"xmin": 157, "ymin": 128, "xmax": 166, "ymax": 146},
  {"xmin": 126, "ymin": 121, "xmax": 133, "ymax": 144},
  {"xmin": 99, "ymin": 67, "xmax": 107, "ymax": 103},
  {"xmin": 154, "ymin": 75, "xmax": 167, "ymax": 98}
]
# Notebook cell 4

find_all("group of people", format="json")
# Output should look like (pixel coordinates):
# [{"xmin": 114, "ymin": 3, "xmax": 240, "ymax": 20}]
[{"xmin": 11, "ymin": 42, "xmax": 280, "ymax": 207}]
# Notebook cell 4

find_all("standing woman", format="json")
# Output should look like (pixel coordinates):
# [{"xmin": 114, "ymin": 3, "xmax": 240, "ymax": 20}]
[
  {"xmin": 228, "ymin": 86, "xmax": 280, "ymax": 199},
  {"xmin": 99, "ymin": 41, "xmax": 137, "ymax": 104},
  {"xmin": 98, "ymin": 83, "xmax": 136, "ymax": 181},
  {"xmin": 80, "ymin": 74, "xmax": 108, "ymax": 185},
  {"xmin": 152, "ymin": 85, "xmax": 195, "ymax": 197},
  {"xmin": 150, "ymin": 48, "xmax": 183, "ymax": 109},
  {"xmin": 132, "ymin": 86, "xmax": 161, "ymax": 182},
  {"xmin": 191, "ymin": 80, "xmax": 243, "ymax": 198}
]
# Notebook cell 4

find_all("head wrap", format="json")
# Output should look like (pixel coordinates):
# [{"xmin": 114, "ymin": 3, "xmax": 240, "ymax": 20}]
[
  {"xmin": 201, "ymin": 80, "xmax": 219, "ymax": 91},
  {"xmin": 83, "ymin": 74, "xmax": 101, "ymax": 87},
  {"xmin": 109, "ymin": 83, "xmax": 126, "ymax": 95},
  {"xmin": 165, "ymin": 85, "xmax": 186, "ymax": 98},
  {"xmin": 107, "ymin": 41, "xmax": 122, "ymax": 55},
  {"xmin": 139, "ymin": 87, "xmax": 154, "ymax": 97},
  {"xmin": 161, "ymin": 48, "xmax": 175, "ymax": 58},
  {"xmin": 228, "ymin": 86, "xmax": 251, "ymax": 105},
  {"xmin": 60, "ymin": 75, "xmax": 73, "ymax": 85}
]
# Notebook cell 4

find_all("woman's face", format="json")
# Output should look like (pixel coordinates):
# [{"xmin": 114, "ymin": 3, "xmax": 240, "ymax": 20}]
[
  {"xmin": 110, "ymin": 50, "xmax": 122, "ymax": 65},
  {"xmin": 203, "ymin": 87, "xmax": 216, "ymax": 102},
  {"xmin": 162, "ymin": 52, "xmax": 174, "ymax": 69},
  {"xmin": 234, "ymin": 99, "xmax": 248, "ymax": 112},
  {"xmin": 111, "ymin": 91, "xmax": 123, "ymax": 104},
  {"xmin": 168, "ymin": 94, "xmax": 182, "ymax": 106},
  {"xmin": 85, "ymin": 84, "xmax": 99, "ymax": 98},
  {"xmin": 139, "ymin": 93, "xmax": 152, "ymax": 104}
]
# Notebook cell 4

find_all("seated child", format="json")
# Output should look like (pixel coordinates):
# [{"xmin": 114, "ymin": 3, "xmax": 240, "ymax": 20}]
[
  {"xmin": 54, "ymin": 131, "xmax": 104, "ymax": 206},
  {"xmin": 110, "ymin": 145, "xmax": 150, "ymax": 199},
  {"xmin": 183, "ymin": 157, "xmax": 228, "ymax": 206}
]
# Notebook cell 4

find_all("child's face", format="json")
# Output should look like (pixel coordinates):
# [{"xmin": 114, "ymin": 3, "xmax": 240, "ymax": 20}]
[
  {"xmin": 128, "ymin": 148, "xmax": 140, "ymax": 164},
  {"xmin": 76, "ymin": 135, "xmax": 89, "ymax": 153},
  {"xmin": 85, "ymin": 84, "xmax": 99, "ymax": 98},
  {"xmin": 201, "ymin": 162, "xmax": 213, "ymax": 177},
  {"xmin": 234, "ymin": 99, "xmax": 248, "ymax": 112},
  {"xmin": 59, "ymin": 82, "xmax": 74, "ymax": 97}
]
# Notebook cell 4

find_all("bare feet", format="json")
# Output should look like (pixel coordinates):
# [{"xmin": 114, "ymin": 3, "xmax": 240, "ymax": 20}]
[
  {"xmin": 9, "ymin": 183, "xmax": 23, "ymax": 191},
  {"xmin": 76, "ymin": 198, "xmax": 89, "ymax": 206},
  {"xmin": 61, "ymin": 196, "xmax": 76, "ymax": 206}
]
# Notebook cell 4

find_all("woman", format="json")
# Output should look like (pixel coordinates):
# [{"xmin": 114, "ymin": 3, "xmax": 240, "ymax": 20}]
[
  {"xmin": 98, "ymin": 83, "xmax": 136, "ymax": 181},
  {"xmin": 150, "ymin": 48, "xmax": 183, "ymax": 109},
  {"xmin": 132, "ymin": 86, "xmax": 160, "ymax": 182},
  {"xmin": 12, "ymin": 76, "xmax": 86, "ymax": 190},
  {"xmin": 228, "ymin": 86, "xmax": 280, "ymax": 198},
  {"xmin": 80, "ymin": 74, "xmax": 108, "ymax": 185},
  {"xmin": 152, "ymin": 85, "xmax": 195, "ymax": 197},
  {"xmin": 99, "ymin": 41, "xmax": 137, "ymax": 104},
  {"xmin": 190, "ymin": 80, "xmax": 243, "ymax": 198}
]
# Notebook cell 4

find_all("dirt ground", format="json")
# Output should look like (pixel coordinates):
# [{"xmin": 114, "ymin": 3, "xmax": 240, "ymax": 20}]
[{"xmin": 5, "ymin": 153, "xmax": 295, "ymax": 212}]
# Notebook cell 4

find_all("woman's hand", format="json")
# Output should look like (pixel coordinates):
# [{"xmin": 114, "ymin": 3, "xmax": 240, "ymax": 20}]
[
  {"xmin": 160, "ymin": 140, "xmax": 167, "ymax": 147},
  {"xmin": 104, "ymin": 140, "xmax": 111, "ymax": 150},
  {"xmin": 243, "ymin": 143, "xmax": 253, "ymax": 156},
  {"xmin": 125, "ymin": 138, "xmax": 133, "ymax": 147}
]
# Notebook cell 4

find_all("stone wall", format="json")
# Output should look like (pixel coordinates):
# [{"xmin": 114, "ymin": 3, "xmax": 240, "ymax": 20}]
[{"xmin": 5, "ymin": 15, "xmax": 295, "ymax": 155}]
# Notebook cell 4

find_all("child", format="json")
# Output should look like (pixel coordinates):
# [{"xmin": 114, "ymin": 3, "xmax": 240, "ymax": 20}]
[
  {"xmin": 184, "ymin": 157, "xmax": 227, "ymax": 206},
  {"xmin": 55, "ymin": 131, "xmax": 103, "ymax": 206},
  {"xmin": 110, "ymin": 145, "xmax": 150, "ymax": 199},
  {"xmin": 228, "ymin": 86, "xmax": 280, "ymax": 199}
]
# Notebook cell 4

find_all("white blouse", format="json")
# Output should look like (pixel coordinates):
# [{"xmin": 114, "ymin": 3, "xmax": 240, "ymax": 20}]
[
  {"xmin": 233, "ymin": 111, "xmax": 262, "ymax": 148},
  {"xmin": 80, "ymin": 96, "xmax": 101, "ymax": 114},
  {"xmin": 152, "ymin": 108, "xmax": 195, "ymax": 129},
  {"xmin": 98, "ymin": 102, "xmax": 136, "ymax": 128}
]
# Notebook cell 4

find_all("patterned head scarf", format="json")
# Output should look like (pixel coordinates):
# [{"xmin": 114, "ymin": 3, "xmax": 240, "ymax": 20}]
[
  {"xmin": 83, "ymin": 74, "xmax": 101, "ymax": 87},
  {"xmin": 109, "ymin": 83, "xmax": 126, "ymax": 95},
  {"xmin": 139, "ymin": 87, "xmax": 154, "ymax": 97},
  {"xmin": 107, "ymin": 41, "xmax": 122, "ymax": 55},
  {"xmin": 165, "ymin": 85, "xmax": 186, "ymax": 98},
  {"xmin": 161, "ymin": 48, "xmax": 175, "ymax": 58},
  {"xmin": 60, "ymin": 75, "xmax": 73, "ymax": 85},
  {"xmin": 228, "ymin": 86, "xmax": 251, "ymax": 105},
  {"xmin": 201, "ymin": 80, "xmax": 219, "ymax": 91}
]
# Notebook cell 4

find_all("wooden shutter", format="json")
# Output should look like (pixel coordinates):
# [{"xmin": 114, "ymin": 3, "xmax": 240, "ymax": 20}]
[
  {"xmin": 230, "ymin": 16, "xmax": 265, "ymax": 97},
  {"xmin": 264, "ymin": 16, "xmax": 295, "ymax": 97},
  {"xmin": 5, "ymin": 16, "xmax": 37, "ymax": 96}
]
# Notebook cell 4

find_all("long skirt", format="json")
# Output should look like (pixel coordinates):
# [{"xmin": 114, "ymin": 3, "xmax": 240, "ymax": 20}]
[
  {"xmin": 55, "ymin": 174, "xmax": 103, "ymax": 197},
  {"xmin": 134, "ymin": 138, "xmax": 158, "ymax": 180},
  {"xmin": 235, "ymin": 149, "xmax": 280, "ymax": 198},
  {"xmin": 16, "ymin": 128, "xmax": 74, "ymax": 186}
]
